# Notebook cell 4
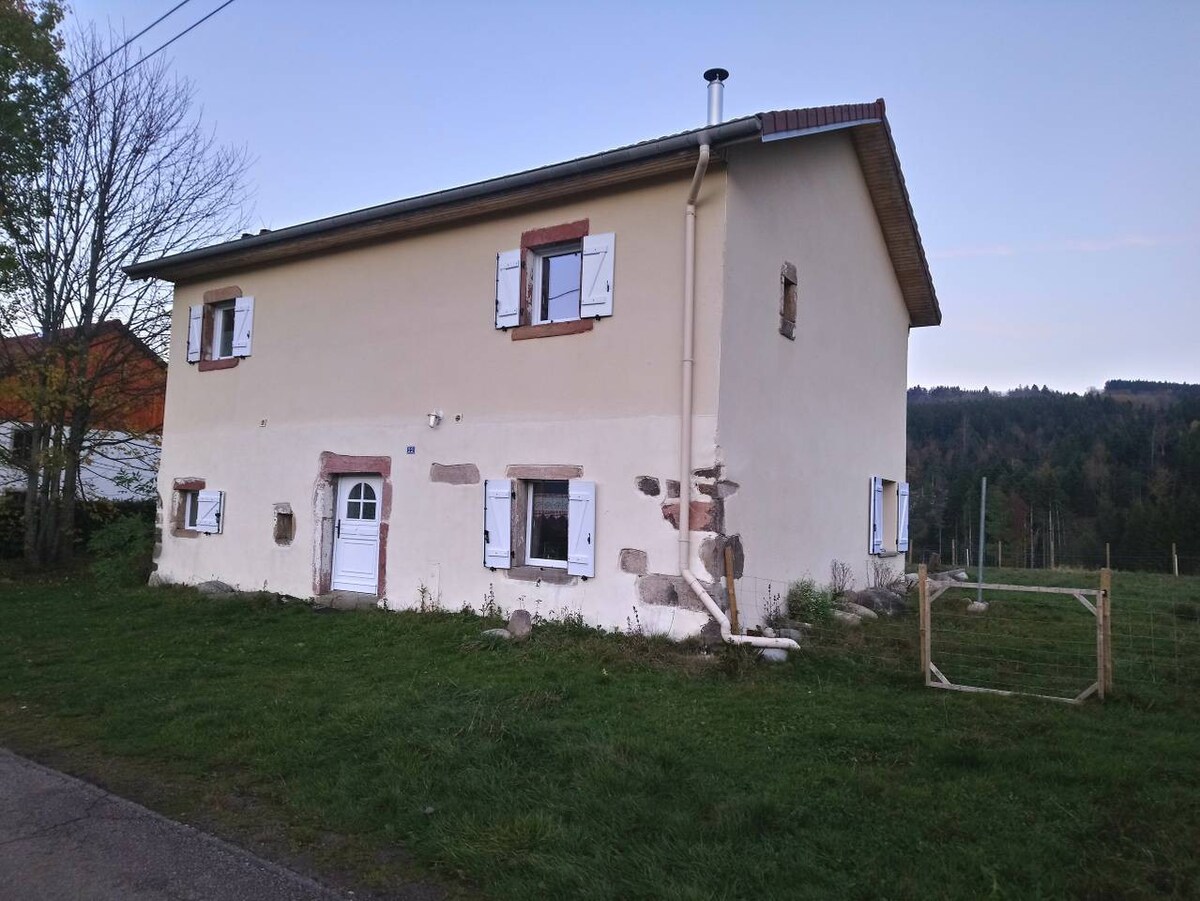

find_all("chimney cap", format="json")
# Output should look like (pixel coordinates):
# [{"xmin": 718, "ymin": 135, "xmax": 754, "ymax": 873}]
[{"xmin": 703, "ymin": 67, "xmax": 729, "ymax": 83}]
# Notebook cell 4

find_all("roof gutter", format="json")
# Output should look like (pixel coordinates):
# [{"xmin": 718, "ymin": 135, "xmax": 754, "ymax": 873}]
[{"xmin": 125, "ymin": 117, "xmax": 763, "ymax": 282}]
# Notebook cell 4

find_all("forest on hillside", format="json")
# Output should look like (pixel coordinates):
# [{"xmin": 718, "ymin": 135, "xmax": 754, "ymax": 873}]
[{"xmin": 907, "ymin": 381, "xmax": 1200, "ymax": 573}]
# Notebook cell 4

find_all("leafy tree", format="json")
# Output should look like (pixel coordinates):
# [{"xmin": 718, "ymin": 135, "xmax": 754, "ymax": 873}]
[
  {"xmin": 1, "ymin": 26, "xmax": 249, "ymax": 565},
  {"xmin": 0, "ymin": 0, "xmax": 68, "ymax": 282}
]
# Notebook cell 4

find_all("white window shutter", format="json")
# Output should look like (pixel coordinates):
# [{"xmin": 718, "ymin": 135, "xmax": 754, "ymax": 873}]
[
  {"xmin": 567, "ymin": 480, "xmax": 596, "ymax": 578},
  {"xmin": 231, "ymin": 296, "xmax": 254, "ymax": 357},
  {"xmin": 483, "ymin": 479, "xmax": 512, "ymax": 569},
  {"xmin": 869, "ymin": 476, "xmax": 884, "ymax": 555},
  {"xmin": 495, "ymin": 250, "xmax": 521, "ymax": 329},
  {"xmin": 579, "ymin": 233, "xmax": 615, "ymax": 318},
  {"xmin": 897, "ymin": 481, "xmax": 911, "ymax": 553},
  {"xmin": 186, "ymin": 305, "xmax": 203, "ymax": 363},
  {"xmin": 195, "ymin": 489, "xmax": 224, "ymax": 534}
]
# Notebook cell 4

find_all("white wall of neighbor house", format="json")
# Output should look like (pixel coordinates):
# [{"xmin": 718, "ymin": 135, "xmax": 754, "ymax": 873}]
[
  {"xmin": 1, "ymin": 422, "xmax": 159, "ymax": 501},
  {"xmin": 154, "ymin": 170, "xmax": 728, "ymax": 637},
  {"xmin": 717, "ymin": 131, "xmax": 911, "ymax": 616}
]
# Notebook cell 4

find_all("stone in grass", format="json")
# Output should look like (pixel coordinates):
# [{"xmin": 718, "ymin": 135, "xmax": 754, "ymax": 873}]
[
  {"xmin": 147, "ymin": 572, "xmax": 166, "ymax": 588},
  {"xmin": 831, "ymin": 609, "xmax": 862, "ymax": 627},
  {"xmin": 838, "ymin": 601, "xmax": 879, "ymax": 621},
  {"xmin": 196, "ymin": 580, "xmax": 234, "ymax": 596},
  {"xmin": 950, "ymin": 570, "xmax": 969, "ymax": 581},
  {"xmin": 481, "ymin": 628, "xmax": 513, "ymax": 641},
  {"xmin": 506, "ymin": 609, "xmax": 533, "ymax": 641},
  {"xmin": 778, "ymin": 628, "xmax": 805, "ymax": 643},
  {"xmin": 967, "ymin": 601, "xmax": 989, "ymax": 614},
  {"xmin": 759, "ymin": 648, "xmax": 789, "ymax": 663}
]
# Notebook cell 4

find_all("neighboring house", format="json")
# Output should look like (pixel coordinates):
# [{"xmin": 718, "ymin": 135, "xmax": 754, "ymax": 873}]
[
  {"xmin": 127, "ymin": 85, "xmax": 940, "ymax": 637},
  {"xmin": 0, "ymin": 321, "xmax": 166, "ymax": 502}
]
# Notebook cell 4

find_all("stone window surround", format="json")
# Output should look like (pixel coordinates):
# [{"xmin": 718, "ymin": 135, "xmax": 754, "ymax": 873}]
[
  {"xmin": 195, "ymin": 285, "xmax": 243, "ymax": 372},
  {"xmin": 504, "ymin": 463, "xmax": 583, "ymax": 584},
  {"xmin": 170, "ymin": 477, "xmax": 206, "ymax": 538},
  {"xmin": 510, "ymin": 219, "xmax": 595, "ymax": 342},
  {"xmin": 312, "ymin": 452, "xmax": 392, "ymax": 599}
]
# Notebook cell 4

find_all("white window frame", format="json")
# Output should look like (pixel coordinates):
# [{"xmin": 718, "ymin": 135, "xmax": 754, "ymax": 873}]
[
  {"xmin": 530, "ymin": 241, "xmax": 583, "ymax": 326},
  {"xmin": 210, "ymin": 300, "xmax": 237, "ymax": 361},
  {"xmin": 525, "ymin": 479, "xmax": 569, "ymax": 569}
]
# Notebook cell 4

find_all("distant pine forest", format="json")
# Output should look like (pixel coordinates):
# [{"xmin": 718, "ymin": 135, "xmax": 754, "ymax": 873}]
[{"xmin": 907, "ymin": 380, "xmax": 1200, "ymax": 574}]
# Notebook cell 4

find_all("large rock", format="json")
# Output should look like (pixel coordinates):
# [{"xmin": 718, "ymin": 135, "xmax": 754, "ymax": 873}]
[
  {"xmin": 147, "ymin": 572, "xmax": 166, "ymax": 588},
  {"xmin": 950, "ymin": 570, "xmax": 969, "ymax": 582},
  {"xmin": 759, "ymin": 648, "xmax": 789, "ymax": 664},
  {"xmin": 831, "ymin": 609, "xmax": 862, "ymax": 627},
  {"xmin": 778, "ymin": 628, "xmax": 805, "ymax": 643},
  {"xmin": 481, "ymin": 628, "xmax": 512, "ymax": 641},
  {"xmin": 838, "ymin": 601, "xmax": 879, "ymax": 621},
  {"xmin": 506, "ymin": 609, "xmax": 533, "ymax": 641},
  {"xmin": 196, "ymin": 580, "xmax": 234, "ymax": 596},
  {"xmin": 699, "ymin": 619, "xmax": 725, "ymax": 650},
  {"xmin": 852, "ymin": 587, "xmax": 908, "ymax": 616},
  {"xmin": 967, "ymin": 601, "xmax": 989, "ymax": 614}
]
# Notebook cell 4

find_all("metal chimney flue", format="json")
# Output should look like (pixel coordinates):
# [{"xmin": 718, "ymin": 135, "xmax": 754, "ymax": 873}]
[{"xmin": 704, "ymin": 68, "xmax": 729, "ymax": 125}]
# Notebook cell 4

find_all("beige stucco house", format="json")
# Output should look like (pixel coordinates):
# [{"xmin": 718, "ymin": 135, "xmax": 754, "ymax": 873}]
[{"xmin": 128, "ymin": 87, "xmax": 940, "ymax": 640}]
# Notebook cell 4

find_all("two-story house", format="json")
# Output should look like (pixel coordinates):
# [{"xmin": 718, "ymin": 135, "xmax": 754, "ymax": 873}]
[{"xmin": 127, "ymin": 76, "xmax": 940, "ymax": 640}]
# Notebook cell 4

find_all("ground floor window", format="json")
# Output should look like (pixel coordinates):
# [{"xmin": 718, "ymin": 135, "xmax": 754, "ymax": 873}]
[
  {"xmin": 870, "ymin": 476, "xmax": 910, "ymax": 555},
  {"xmin": 526, "ymin": 480, "xmax": 570, "ymax": 567},
  {"xmin": 483, "ymin": 476, "xmax": 595, "ymax": 578}
]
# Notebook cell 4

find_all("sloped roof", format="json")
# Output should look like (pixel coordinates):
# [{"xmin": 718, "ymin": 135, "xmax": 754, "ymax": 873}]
[{"xmin": 127, "ymin": 101, "xmax": 940, "ymax": 327}]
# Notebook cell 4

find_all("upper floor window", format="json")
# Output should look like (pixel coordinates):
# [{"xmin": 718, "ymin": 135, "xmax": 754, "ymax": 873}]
[
  {"xmin": 533, "ymin": 243, "xmax": 583, "ymax": 325},
  {"xmin": 211, "ymin": 300, "xmax": 237, "ymax": 360},
  {"xmin": 10, "ymin": 426, "xmax": 34, "ymax": 465},
  {"xmin": 494, "ymin": 219, "xmax": 614, "ymax": 335},
  {"xmin": 187, "ymin": 289, "xmax": 254, "ymax": 370}
]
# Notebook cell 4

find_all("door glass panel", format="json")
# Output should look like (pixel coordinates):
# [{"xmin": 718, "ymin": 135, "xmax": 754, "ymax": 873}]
[{"xmin": 343, "ymin": 481, "xmax": 378, "ymax": 521}]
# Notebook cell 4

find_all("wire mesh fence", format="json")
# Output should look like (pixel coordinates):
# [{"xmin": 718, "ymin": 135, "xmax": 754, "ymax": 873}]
[
  {"xmin": 913, "ymin": 546, "xmax": 1199, "ymax": 577},
  {"xmin": 735, "ymin": 567, "xmax": 1200, "ymax": 705}
]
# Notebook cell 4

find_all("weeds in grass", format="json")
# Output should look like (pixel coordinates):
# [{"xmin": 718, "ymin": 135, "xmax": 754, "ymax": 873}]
[
  {"xmin": 480, "ymin": 583, "xmax": 502, "ymax": 620},
  {"xmin": 416, "ymin": 582, "xmax": 442, "ymax": 613},
  {"xmin": 715, "ymin": 640, "xmax": 760, "ymax": 678},
  {"xmin": 868, "ymin": 558, "xmax": 907, "ymax": 593},
  {"xmin": 830, "ymin": 559, "xmax": 855, "ymax": 597},
  {"xmin": 787, "ymin": 577, "xmax": 835, "ymax": 622}
]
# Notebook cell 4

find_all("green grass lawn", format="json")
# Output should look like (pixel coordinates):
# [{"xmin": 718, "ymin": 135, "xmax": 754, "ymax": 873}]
[{"xmin": 1, "ymin": 566, "xmax": 1198, "ymax": 899}]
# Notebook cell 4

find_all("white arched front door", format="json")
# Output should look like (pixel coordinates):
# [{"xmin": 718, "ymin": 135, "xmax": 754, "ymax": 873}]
[{"xmin": 331, "ymin": 475, "xmax": 382, "ymax": 593}]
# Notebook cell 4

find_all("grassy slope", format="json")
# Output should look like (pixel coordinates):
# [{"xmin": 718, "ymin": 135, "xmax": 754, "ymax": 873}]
[{"xmin": 1, "ymin": 567, "xmax": 1197, "ymax": 899}]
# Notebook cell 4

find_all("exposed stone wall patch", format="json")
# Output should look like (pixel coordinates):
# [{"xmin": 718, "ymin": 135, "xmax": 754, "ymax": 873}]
[
  {"xmin": 619, "ymin": 548, "xmax": 648, "ymax": 575},
  {"xmin": 430, "ymin": 463, "xmax": 480, "ymax": 485}
]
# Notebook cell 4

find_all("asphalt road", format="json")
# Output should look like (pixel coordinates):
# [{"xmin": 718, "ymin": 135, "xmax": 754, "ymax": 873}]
[{"xmin": 0, "ymin": 748, "xmax": 348, "ymax": 900}]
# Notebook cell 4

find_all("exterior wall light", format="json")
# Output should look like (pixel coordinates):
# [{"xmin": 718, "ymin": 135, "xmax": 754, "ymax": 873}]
[{"xmin": 427, "ymin": 410, "xmax": 443, "ymax": 429}]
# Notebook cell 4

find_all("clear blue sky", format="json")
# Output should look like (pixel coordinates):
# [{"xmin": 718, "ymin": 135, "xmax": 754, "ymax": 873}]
[{"xmin": 70, "ymin": 0, "xmax": 1200, "ymax": 392}]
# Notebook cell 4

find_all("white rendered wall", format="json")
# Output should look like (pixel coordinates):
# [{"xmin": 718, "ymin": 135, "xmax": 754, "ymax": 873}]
[
  {"xmin": 718, "ymin": 132, "xmax": 912, "ymax": 620},
  {"xmin": 153, "ymin": 172, "xmax": 728, "ymax": 637}
]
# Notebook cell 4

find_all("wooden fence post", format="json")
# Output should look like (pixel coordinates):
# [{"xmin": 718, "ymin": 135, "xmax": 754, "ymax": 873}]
[
  {"xmin": 1105, "ymin": 542, "xmax": 1111, "ymax": 570},
  {"xmin": 1101, "ymin": 568, "xmax": 1113, "ymax": 694},
  {"xmin": 724, "ymin": 546, "xmax": 740, "ymax": 635},
  {"xmin": 919, "ymin": 564, "xmax": 930, "ymax": 684}
]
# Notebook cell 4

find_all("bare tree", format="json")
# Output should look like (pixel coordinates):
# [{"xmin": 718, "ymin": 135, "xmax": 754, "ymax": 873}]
[{"xmin": 0, "ymin": 26, "xmax": 250, "ymax": 564}]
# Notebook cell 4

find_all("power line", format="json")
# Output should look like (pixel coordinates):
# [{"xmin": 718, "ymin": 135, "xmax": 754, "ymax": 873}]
[
  {"xmin": 71, "ymin": 0, "xmax": 239, "ymax": 102},
  {"xmin": 69, "ymin": 0, "xmax": 195, "ymax": 86}
]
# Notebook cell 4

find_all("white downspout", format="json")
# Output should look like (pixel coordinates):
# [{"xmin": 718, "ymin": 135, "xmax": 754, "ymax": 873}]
[{"xmin": 679, "ymin": 139, "xmax": 799, "ymax": 654}]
